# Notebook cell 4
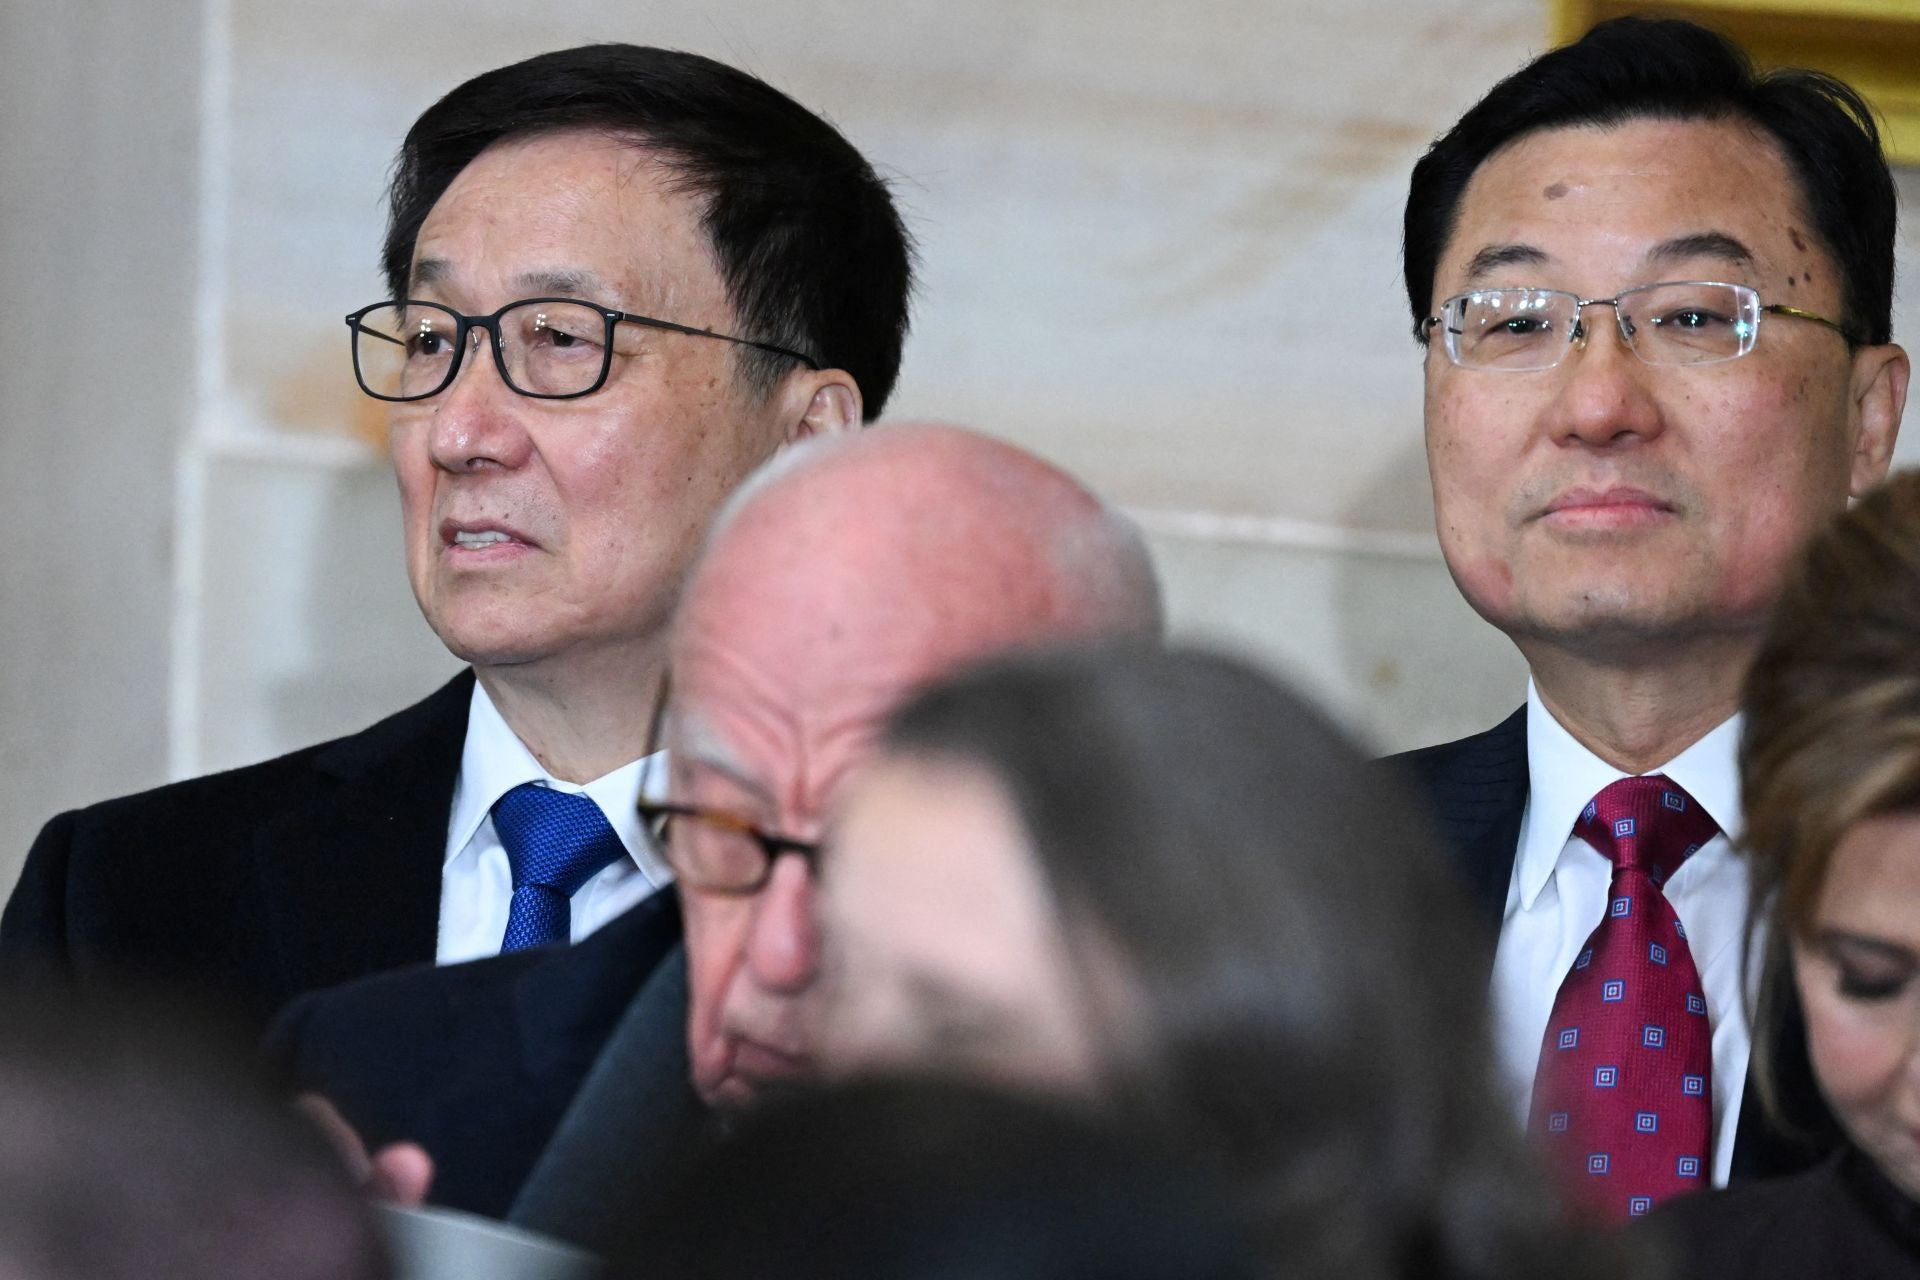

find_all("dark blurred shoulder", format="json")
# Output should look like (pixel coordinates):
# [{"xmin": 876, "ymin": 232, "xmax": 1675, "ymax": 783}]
[{"xmin": 1649, "ymin": 1149, "xmax": 1920, "ymax": 1280}]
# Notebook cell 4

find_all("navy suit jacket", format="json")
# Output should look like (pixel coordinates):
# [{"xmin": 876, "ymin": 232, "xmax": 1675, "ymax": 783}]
[
  {"xmin": 267, "ymin": 886, "xmax": 698, "ymax": 1226},
  {"xmin": 2, "ymin": 672, "xmax": 472, "ymax": 1032},
  {"xmin": 1386, "ymin": 707, "xmax": 1838, "ymax": 1182}
]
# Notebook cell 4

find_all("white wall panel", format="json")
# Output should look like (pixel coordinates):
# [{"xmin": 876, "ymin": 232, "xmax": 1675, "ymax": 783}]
[{"xmin": 0, "ymin": 3, "xmax": 203, "ymax": 874}]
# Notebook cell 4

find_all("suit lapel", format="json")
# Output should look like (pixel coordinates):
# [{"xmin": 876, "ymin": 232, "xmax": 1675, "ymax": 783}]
[
  {"xmin": 510, "ymin": 887, "xmax": 684, "ymax": 1087},
  {"xmin": 1389, "ymin": 706, "xmax": 1529, "ymax": 936},
  {"xmin": 509, "ymin": 929, "xmax": 698, "ymax": 1247},
  {"xmin": 251, "ymin": 670, "xmax": 474, "ymax": 1006},
  {"xmin": 405, "ymin": 890, "xmax": 688, "ymax": 1219}
]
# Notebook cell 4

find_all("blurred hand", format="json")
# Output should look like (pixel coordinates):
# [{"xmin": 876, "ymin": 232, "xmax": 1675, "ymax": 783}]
[{"xmin": 295, "ymin": 1092, "xmax": 435, "ymax": 1207}]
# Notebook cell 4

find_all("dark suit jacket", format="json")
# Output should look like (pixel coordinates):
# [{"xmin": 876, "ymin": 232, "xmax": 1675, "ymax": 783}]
[
  {"xmin": 1648, "ymin": 1146, "xmax": 1920, "ymax": 1278},
  {"xmin": 267, "ymin": 886, "xmax": 698, "ymax": 1225},
  {"xmin": 1, "ymin": 672, "xmax": 473, "ymax": 1032},
  {"xmin": 1385, "ymin": 707, "xmax": 1838, "ymax": 1182},
  {"xmin": 508, "ymin": 927, "xmax": 708, "ymax": 1248}
]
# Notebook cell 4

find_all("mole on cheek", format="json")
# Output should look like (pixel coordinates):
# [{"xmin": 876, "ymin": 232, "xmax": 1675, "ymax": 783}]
[
  {"xmin": 1789, "ymin": 228, "xmax": 1807, "ymax": 252},
  {"xmin": 1543, "ymin": 182, "xmax": 1568, "ymax": 201}
]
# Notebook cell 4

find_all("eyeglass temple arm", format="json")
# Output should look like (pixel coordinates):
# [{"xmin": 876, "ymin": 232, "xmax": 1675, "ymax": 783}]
[
  {"xmin": 616, "ymin": 312, "xmax": 820, "ymax": 369},
  {"xmin": 345, "ymin": 316, "xmax": 408, "ymax": 348},
  {"xmin": 1764, "ymin": 304, "xmax": 1860, "ymax": 345}
]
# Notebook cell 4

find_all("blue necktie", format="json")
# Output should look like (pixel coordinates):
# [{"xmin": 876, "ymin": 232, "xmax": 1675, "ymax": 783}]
[{"xmin": 491, "ymin": 783, "xmax": 628, "ymax": 952}]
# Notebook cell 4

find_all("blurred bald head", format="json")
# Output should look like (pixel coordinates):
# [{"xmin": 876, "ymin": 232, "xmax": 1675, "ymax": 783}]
[
  {"xmin": 666, "ymin": 423, "xmax": 1161, "ymax": 1108},
  {"xmin": 687, "ymin": 422, "xmax": 1160, "ymax": 673}
]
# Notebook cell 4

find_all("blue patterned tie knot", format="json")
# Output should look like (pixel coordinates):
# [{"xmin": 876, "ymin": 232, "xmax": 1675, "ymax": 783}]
[{"xmin": 491, "ymin": 783, "xmax": 627, "ymax": 952}]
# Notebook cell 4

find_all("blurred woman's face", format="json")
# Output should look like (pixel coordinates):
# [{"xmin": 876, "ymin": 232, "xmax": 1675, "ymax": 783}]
[
  {"xmin": 1793, "ymin": 809, "xmax": 1920, "ymax": 1198},
  {"xmin": 817, "ymin": 753, "xmax": 1107, "ymax": 1091}
]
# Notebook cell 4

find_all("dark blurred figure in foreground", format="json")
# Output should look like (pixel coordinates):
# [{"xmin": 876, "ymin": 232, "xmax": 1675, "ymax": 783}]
[
  {"xmin": 619, "ymin": 1077, "xmax": 1259, "ymax": 1280},
  {"xmin": 818, "ymin": 645, "xmax": 1646, "ymax": 1280},
  {"xmin": 1652, "ymin": 469, "xmax": 1920, "ymax": 1275},
  {"xmin": 0, "ymin": 989, "xmax": 389, "ymax": 1280}
]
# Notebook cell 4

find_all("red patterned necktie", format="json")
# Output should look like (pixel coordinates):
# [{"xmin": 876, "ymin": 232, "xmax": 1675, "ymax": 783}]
[{"xmin": 1529, "ymin": 774, "xmax": 1720, "ymax": 1222}]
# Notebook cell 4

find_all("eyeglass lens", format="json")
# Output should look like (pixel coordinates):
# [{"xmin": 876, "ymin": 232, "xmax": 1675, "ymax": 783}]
[
  {"xmin": 656, "ymin": 810, "xmax": 779, "ymax": 892},
  {"xmin": 1444, "ymin": 282, "xmax": 1760, "ymax": 371},
  {"xmin": 352, "ymin": 301, "xmax": 613, "ymax": 400}
]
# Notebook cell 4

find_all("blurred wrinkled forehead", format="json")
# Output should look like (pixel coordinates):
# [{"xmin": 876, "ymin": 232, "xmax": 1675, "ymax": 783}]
[{"xmin": 669, "ymin": 424, "xmax": 1158, "ymax": 726}]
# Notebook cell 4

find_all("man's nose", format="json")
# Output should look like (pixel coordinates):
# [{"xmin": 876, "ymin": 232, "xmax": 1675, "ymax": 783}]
[
  {"xmin": 424, "ymin": 329, "xmax": 534, "ymax": 474},
  {"xmin": 742, "ymin": 854, "xmax": 822, "ymax": 995},
  {"xmin": 1548, "ymin": 306, "xmax": 1667, "ymax": 448}
]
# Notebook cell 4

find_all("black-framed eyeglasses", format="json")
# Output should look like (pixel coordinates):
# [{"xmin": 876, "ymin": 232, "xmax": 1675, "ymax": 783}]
[
  {"xmin": 345, "ymin": 297, "xmax": 820, "ymax": 402},
  {"xmin": 638, "ymin": 799, "xmax": 820, "ymax": 895},
  {"xmin": 1416, "ymin": 280, "xmax": 1859, "ymax": 372}
]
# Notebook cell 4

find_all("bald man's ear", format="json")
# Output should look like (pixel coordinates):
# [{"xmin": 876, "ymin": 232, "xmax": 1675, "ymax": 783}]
[{"xmin": 779, "ymin": 368, "xmax": 863, "ymax": 444}]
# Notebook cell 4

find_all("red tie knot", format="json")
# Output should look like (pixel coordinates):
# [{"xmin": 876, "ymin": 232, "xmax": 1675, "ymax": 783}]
[{"xmin": 1573, "ymin": 775, "xmax": 1721, "ymax": 883}]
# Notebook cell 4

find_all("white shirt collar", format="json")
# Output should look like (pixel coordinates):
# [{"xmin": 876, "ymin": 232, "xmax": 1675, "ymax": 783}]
[
  {"xmin": 445, "ymin": 678, "xmax": 668, "ymax": 878},
  {"xmin": 1516, "ymin": 678, "xmax": 1743, "ymax": 911}
]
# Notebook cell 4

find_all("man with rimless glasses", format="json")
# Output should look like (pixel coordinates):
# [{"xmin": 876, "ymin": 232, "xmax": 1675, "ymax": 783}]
[
  {"xmin": 2, "ymin": 44, "xmax": 913, "ymax": 1031},
  {"xmin": 1389, "ymin": 16, "xmax": 1906, "ymax": 1223}
]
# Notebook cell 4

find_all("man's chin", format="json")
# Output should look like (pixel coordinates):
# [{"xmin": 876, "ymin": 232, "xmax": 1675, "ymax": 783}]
[
  {"xmin": 1468, "ymin": 564, "xmax": 1728, "ymax": 650},
  {"xmin": 415, "ymin": 591, "xmax": 568, "ymax": 669},
  {"xmin": 429, "ymin": 624, "xmax": 557, "ymax": 670}
]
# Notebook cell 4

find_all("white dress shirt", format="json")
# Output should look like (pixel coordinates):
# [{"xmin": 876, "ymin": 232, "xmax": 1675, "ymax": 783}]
[
  {"xmin": 1488, "ymin": 681, "xmax": 1756, "ymax": 1186},
  {"xmin": 436, "ymin": 681, "xmax": 671, "ymax": 965}
]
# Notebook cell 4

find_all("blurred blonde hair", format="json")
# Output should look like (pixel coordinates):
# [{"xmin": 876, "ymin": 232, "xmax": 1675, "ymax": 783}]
[{"xmin": 1740, "ymin": 468, "xmax": 1920, "ymax": 1121}]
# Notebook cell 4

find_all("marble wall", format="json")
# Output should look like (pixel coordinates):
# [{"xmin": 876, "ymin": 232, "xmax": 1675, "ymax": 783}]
[
  {"xmin": 0, "ymin": 4, "xmax": 202, "ymax": 887},
  {"xmin": 4, "ymin": 0, "xmax": 1919, "ymax": 893}
]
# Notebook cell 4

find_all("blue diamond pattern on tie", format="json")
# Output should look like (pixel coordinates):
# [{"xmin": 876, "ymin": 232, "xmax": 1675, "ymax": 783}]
[{"xmin": 491, "ymin": 782, "xmax": 628, "ymax": 952}]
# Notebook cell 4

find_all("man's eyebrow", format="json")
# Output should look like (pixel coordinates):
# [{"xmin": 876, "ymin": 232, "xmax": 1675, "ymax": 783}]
[
  {"xmin": 516, "ymin": 267, "xmax": 609, "ymax": 299},
  {"xmin": 1646, "ymin": 231, "xmax": 1755, "ymax": 271},
  {"xmin": 671, "ymin": 716, "xmax": 775, "ymax": 806},
  {"xmin": 1462, "ymin": 243, "xmax": 1551, "ymax": 284},
  {"xmin": 401, "ymin": 262, "xmax": 617, "ymax": 306},
  {"xmin": 410, "ymin": 258, "xmax": 449, "ymax": 292}
]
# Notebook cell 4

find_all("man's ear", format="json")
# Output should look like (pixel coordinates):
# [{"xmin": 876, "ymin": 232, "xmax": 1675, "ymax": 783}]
[
  {"xmin": 778, "ymin": 368, "xmax": 863, "ymax": 445},
  {"xmin": 1848, "ymin": 342, "xmax": 1909, "ymax": 497}
]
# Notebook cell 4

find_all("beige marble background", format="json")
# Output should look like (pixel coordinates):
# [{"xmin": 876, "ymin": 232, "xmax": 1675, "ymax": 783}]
[{"xmin": 4, "ymin": 0, "xmax": 1918, "ymax": 892}]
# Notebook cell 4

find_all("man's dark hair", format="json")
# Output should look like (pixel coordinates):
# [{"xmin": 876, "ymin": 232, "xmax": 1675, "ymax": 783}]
[
  {"xmin": 383, "ymin": 43, "xmax": 914, "ymax": 418},
  {"xmin": 1404, "ymin": 17, "xmax": 1895, "ymax": 345}
]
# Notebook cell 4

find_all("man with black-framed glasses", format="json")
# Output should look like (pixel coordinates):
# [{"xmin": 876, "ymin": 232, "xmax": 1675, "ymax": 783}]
[
  {"xmin": 1387, "ymin": 17, "xmax": 1907, "ymax": 1223},
  {"xmin": 2, "ymin": 43, "xmax": 913, "ymax": 1032}
]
